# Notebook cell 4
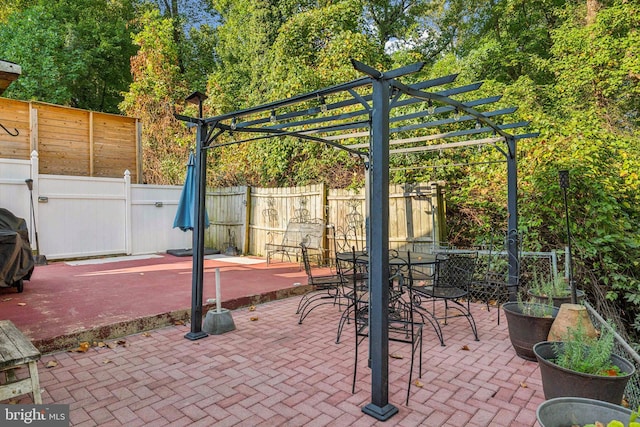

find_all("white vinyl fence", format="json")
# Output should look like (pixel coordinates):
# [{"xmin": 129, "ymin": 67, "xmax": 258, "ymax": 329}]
[{"xmin": 0, "ymin": 152, "xmax": 190, "ymax": 260}]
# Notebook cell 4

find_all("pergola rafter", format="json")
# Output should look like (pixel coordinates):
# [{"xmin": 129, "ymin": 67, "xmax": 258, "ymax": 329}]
[{"xmin": 175, "ymin": 60, "xmax": 537, "ymax": 421}]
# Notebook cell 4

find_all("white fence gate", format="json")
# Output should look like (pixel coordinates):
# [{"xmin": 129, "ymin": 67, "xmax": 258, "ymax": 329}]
[{"xmin": 0, "ymin": 152, "xmax": 191, "ymax": 260}]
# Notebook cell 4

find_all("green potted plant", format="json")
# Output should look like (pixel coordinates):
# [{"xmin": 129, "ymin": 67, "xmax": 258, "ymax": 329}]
[
  {"xmin": 533, "ymin": 322, "xmax": 635, "ymax": 405},
  {"xmin": 527, "ymin": 272, "xmax": 585, "ymax": 307},
  {"xmin": 537, "ymin": 397, "xmax": 639, "ymax": 427},
  {"xmin": 502, "ymin": 296, "xmax": 559, "ymax": 361}
]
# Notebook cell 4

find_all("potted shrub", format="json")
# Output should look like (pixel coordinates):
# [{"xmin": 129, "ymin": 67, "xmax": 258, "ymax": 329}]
[
  {"xmin": 527, "ymin": 273, "xmax": 585, "ymax": 307},
  {"xmin": 533, "ymin": 323, "xmax": 635, "ymax": 404},
  {"xmin": 537, "ymin": 397, "xmax": 639, "ymax": 427},
  {"xmin": 502, "ymin": 299, "xmax": 559, "ymax": 361}
]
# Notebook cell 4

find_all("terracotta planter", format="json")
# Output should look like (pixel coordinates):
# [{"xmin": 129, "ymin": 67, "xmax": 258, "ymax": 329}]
[
  {"xmin": 533, "ymin": 341, "xmax": 635, "ymax": 404},
  {"xmin": 547, "ymin": 303, "xmax": 597, "ymax": 341},
  {"xmin": 527, "ymin": 288, "xmax": 585, "ymax": 308},
  {"xmin": 502, "ymin": 302, "xmax": 559, "ymax": 361},
  {"xmin": 537, "ymin": 397, "xmax": 633, "ymax": 427}
]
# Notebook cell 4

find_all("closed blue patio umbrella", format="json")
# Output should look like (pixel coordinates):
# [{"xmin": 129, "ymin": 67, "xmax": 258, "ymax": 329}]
[{"xmin": 173, "ymin": 152, "xmax": 209, "ymax": 231}]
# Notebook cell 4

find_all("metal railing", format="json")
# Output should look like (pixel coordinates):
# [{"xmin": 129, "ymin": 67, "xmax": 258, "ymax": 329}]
[{"xmin": 585, "ymin": 302, "xmax": 640, "ymax": 409}]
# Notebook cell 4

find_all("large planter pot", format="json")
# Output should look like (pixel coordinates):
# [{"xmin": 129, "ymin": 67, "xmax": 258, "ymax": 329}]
[
  {"xmin": 527, "ymin": 288, "xmax": 585, "ymax": 308},
  {"xmin": 533, "ymin": 341, "xmax": 636, "ymax": 404},
  {"xmin": 537, "ymin": 397, "xmax": 633, "ymax": 427},
  {"xmin": 502, "ymin": 301, "xmax": 559, "ymax": 361}
]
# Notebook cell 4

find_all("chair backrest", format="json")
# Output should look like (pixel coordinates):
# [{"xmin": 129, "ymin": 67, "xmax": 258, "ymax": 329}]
[
  {"xmin": 435, "ymin": 252, "xmax": 478, "ymax": 290},
  {"xmin": 300, "ymin": 243, "xmax": 314, "ymax": 283}
]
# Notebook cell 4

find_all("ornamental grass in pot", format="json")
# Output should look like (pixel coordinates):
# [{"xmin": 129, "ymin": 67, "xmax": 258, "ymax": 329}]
[
  {"xmin": 533, "ymin": 322, "xmax": 635, "ymax": 405},
  {"xmin": 502, "ymin": 298, "xmax": 559, "ymax": 361},
  {"xmin": 527, "ymin": 272, "xmax": 585, "ymax": 308}
]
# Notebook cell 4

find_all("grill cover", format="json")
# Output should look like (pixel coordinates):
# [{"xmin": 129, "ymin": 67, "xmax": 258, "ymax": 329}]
[{"xmin": 0, "ymin": 208, "xmax": 34, "ymax": 287}]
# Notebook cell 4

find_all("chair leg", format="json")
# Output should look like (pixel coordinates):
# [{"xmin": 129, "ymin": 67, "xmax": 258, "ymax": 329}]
[
  {"xmin": 297, "ymin": 288, "xmax": 340, "ymax": 324},
  {"xmin": 336, "ymin": 302, "xmax": 355, "ymax": 343},
  {"xmin": 415, "ymin": 308, "xmax": 444, "ymax": 346}
]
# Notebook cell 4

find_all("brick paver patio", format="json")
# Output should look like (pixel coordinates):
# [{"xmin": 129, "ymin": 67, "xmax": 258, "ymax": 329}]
[{"xmin": 6, "ymin": 295, "xmax": 544, "ymax": 426}]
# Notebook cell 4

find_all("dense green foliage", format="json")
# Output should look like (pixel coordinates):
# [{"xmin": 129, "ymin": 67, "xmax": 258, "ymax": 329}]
[
  {"xmin": 1, "ymin": 0, "xmax": 639, "ymax": 340},
  {"xmin": 0, "ymin": 0, "xmax": 138, "ymax": 113}
]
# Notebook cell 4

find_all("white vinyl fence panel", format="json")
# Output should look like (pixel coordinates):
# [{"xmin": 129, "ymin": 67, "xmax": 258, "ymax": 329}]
[
  {"xmin": 37, "ymin": 174, "xmax": 127, "ymax": 259},
  {"xmin": 130, "ymin": 184, "xmax": 191, "ymax": 255},
  {"xmin": 0, "ymin": 157, "xmax": 31, "ymax": 223}
]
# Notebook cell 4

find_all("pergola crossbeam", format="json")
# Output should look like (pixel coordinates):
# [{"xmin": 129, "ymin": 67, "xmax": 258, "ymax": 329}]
[
  {"xmin": 389, "ymin": 136, "xmax": 505, "ymax": 154},
  {"xmin": 341, "ymin": 115, "xmax": 525, "ymax": 149}
]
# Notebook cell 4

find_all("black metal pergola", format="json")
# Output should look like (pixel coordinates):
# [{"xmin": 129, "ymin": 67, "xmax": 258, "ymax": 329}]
[{"xmin": 175, "ymin": 60, "xmax": 536, "ymax": 420}]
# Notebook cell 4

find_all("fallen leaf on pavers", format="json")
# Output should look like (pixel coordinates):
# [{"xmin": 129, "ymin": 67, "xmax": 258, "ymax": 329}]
[
  {"xmin": 116, "ymin": 340, "xmax": 127, "ymax": 347},
  {"xmin": 2, "ymin": 297, "xmax": 12, "ymax": 302},
  {"xmin": 7, "ymin": 399, "xmax": 19, "ymax": 404},
  {"xmin": 250, "ymin": 316, "xmax": 259, "ymax": 321},
  {"xmin": 461, "ymin": 345, "xmax": 470, "ymax": 351},
  {"xmin": 45, "ymin": 360, "xmax": 58, "ymax": 368},
  {"xmin": 17, "ymin": 302, "xmax": 26, "ymax": 306},
  {"xmin": 142, "ymin": 332, "xmax": 151, "ymax": 337},
  {"xmin": 249, "ymin": 305, "xmax": 256, "ymax": 312},
  {"xmin": 414, "ymin": 380, "xmax": 424, "ymax": 388},
  {"xmin": 390, "ymin": 353, "xmax": 404, "ymax": 359},
  {"xmin": 102, "ymin": 359, "xmax": 112, "ymax": 364},
  {"xmin": 106, "ymin": 342, "xmax": 118, "ymax": 349},
  {"xmin": 520, "ymin": 382, "xmax": 528, "ymax": 388},
  {"xmin": 71, "ymin": 342, "xmax": 90, "ymax": 353},
  {"xmin": 174, "ymin": 320, "xmax": 185, "ymax": 326},
  {"xmin": 97, "ymin": 342, "xmax": 106, "ymax": 348}
]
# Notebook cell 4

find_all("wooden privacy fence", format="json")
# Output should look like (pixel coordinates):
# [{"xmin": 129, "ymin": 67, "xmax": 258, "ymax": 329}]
[
  {"xmin": 238, "ymin": 182, "xmax": 447, "ymax": 260},
  {"xmin": 0, "ymin": 97, "xmax": 141, "ymax": 182},
  {"xmin": 0, "ymin": 152, "xmax": 445, "ymax": 260}
]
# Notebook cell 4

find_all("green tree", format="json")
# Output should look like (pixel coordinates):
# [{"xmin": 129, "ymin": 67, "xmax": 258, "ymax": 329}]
[
  {"xmin": 120, "ymin": 9, "xmax": 193, "ymax": 185},
  {"xmin": 0, "ymin": 0, "xmax": 137, "ymax": 113}
]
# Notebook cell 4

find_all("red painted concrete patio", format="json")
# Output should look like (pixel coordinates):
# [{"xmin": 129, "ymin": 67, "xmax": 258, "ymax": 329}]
[
  {"xmin": 0, "ymin": 254, "xmax": 309, "ymax": 352},
  {"xmin": 1, "ymin": 254, "xmax": 544, "ymax": 426}
]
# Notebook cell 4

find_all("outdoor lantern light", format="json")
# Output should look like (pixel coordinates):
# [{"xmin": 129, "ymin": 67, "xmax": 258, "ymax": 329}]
[
  {"xmin": 427, "ymin": 100, "xmax": 435, "ymax": 115},
  {"xmin": 270, "ymin": 110, "xmax": 277, "ymax": 123},
  {"xmin": 185, "ymin": 91, "xmax": 207, "ymax": 119},
  {"xmin": 230, "ymin": 117, "xmax": 237, "ymax": 130},
  {"xmin": 319, "ymin": 96, "xmax": 327, "ymax": 113},
  {"xmin": 558, "ymin": 169, "xmax": 577, "ymax": 304}
]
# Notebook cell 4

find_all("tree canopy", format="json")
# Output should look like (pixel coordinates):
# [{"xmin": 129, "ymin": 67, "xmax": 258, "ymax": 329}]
[{"xmin": 1, "ymin": 0, "xmax": 639, "ymax": 340}]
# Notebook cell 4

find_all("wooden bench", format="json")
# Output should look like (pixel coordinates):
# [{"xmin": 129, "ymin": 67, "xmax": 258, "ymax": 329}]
[
  {"xmin": 265, "ymin": 220, "xmax": 324, "ymax": 265},
  {"xmin": 0, "ymin": 320, "xmax": 42, "ymax": 404}
]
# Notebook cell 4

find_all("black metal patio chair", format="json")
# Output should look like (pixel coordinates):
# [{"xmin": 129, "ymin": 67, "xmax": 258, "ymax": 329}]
[
  {"xmin": 412, "ymin": 251, "xmax": 479, "ymax": 344},
  {"xmin": 296, "ymin": 243, "xmax": 345, "ymax": 324},
  {"xmin": 348, "ymin": 248, "xmax": 424, "ymax": 406}
]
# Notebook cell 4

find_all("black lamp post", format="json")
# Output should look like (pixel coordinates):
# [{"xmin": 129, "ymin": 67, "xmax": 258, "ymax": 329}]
[
  {"xmin": 185, "ymin": 91, "xmax": 209, "ymax": 341},
  {"xmin": 558, "ymin": 170, "xmax": 577, "ymax": 304}
]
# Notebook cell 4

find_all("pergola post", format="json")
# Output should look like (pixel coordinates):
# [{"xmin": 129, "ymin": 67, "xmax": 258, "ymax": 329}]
[
  {"xmin": 185, "ymin": 92, "xmax": 209, "ymax": 341},
  {"xmin": 361, "ymin": 70, "xmax": 397, "ymax": 421},
  {"xmin": 506, "ymin": 136, "xmax": 519, "ymax": 300}
]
